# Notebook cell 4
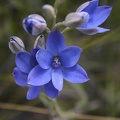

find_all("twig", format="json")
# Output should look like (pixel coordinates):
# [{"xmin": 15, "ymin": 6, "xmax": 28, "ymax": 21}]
[
  {"xmin": 0, "ymin": 102, "xmax": 49, "ymax": 115},
  {"xmin": 0, "ymin": 102, "xmax": 119, "ymax": 120},
  {"xmin": 63, "ymin": 112, "xmax": 120, "ymax": 120}
]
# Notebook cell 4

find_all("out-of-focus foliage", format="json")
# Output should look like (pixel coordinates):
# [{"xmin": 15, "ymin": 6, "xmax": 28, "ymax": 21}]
[{"xmin": 0, "ymin": 0, "xmax": 120, "ymax": 120}]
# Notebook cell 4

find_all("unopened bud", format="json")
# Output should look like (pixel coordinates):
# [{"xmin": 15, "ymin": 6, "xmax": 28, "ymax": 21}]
[
  {"xmin": 9, "ymin": 36, "xmax": 25, "ymax": 54},
  {"xmin": 34, "ymin": 34, "xmax": 45, "ymax": 48},
  {"xmin": 79, "ymin": 12, "xmax": 89, "ymax": 25},
  {"xmin": 42, "ymin": 4, "xmax": 56, "ymax": 19},
  {"xmin": 55, "ymin": 0, "xmax": 64, "ymax": 6},
  {"xmin": 64, "ymin": 12, "xmax": 84, "ymax": 28},
  {"xmin": 23, "ymin": 14, "xmax": 47, "ymax": 35},
  {"xmin": 54, "ymin": 0, "xmax": 64, "ymax": 13}
]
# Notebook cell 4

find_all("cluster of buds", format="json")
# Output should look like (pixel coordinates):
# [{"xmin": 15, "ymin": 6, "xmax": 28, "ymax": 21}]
[
  {"xmin": 22, "ymin": 8, "xmax": 86, "ymax": 36},
  {"xmin": 9, "ymin": 34, "xmax": 45, "ymax": 54},
  {"xmin": 20, "ymin": 0, "xmax": 112, "ymax": 36}
]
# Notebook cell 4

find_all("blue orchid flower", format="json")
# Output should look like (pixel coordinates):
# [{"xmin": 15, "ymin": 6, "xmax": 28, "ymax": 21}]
[
  {"xmin": 14, "ymin": 49, "xmax": 58, "ymax": 100},
  {"xmin": 76, "ymin": 0, "xmax": 112, "ymax": 35},
  {"xmin": 28, "ymin": 30, "xmax": 89, "ymax": 91}
]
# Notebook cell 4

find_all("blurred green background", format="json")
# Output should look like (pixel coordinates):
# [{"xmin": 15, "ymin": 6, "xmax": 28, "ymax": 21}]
[{"xmin": 0, "ymin": 0, "xmax": 120, "ymax": 120}]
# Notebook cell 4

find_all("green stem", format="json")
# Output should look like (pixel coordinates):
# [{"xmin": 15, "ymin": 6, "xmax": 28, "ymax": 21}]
[
  {"xmin": 54, "ymin": 0, "xmax": 59, "ymax": 15},
  {"xmin": 52, "ymin": 99, "xmax": 63, "ymax": 117},
  {"xmin": 69, "ymin": 83, "xmax": 88, "ymax": 109},
  {"xmin": 52, "ymin": 16, "xmax": 57, "ymax": 30},
  {"xmin": 39, "ymin": 94, "xmax": 63, "ymax": 117},
  {"xmin": 52, "ymin": 0, "xmax": 58, "ymax": 29},
  {"xmin": 45, "ymin": 27, "xmax": 51, "ymax": 34},
  {"xmin": 62, "ymin": 27, "xmax": 71, "ymax": 34}
]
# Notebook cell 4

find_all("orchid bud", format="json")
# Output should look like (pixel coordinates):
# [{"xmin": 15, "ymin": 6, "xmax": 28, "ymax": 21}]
[
  {"xmin": 34, "ymin": 34, "xmax": 45, "ymax": 48},
  {"xmin": 79, "ymin": 12, "xmax": 89, "ymax": 25},
  {"xmin": 64, "ymin": 12, "xmax": 84, "ymax": 28},
  {"xmin": 22, "ymin": 14, "xmax": 47, "ymax": 35},
  {"xmin": 42, "ymin": 4, "xmax": 56, "ymax": 19},
  {"xmin": 55, "ymin": 0, "xmax": 64, "ymax": 6},
  {"xmin": 9, "ymin": 36, "xmax": 25, "ymax": 54}
]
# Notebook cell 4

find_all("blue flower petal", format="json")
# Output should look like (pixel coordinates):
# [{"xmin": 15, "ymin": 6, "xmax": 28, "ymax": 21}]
[
  {"xmin": 36, "ymin": 48, "xmax": 53, "ymax": 69},
  {"xmin": 97, "ymin": 27, "xmax": 110, "ymax": 33},
  {"xmin": 30, "ymin": 48, "xmax": 39, "ymax": 67},
  {"xmin": 27, "ymin": 86, "xmax": 42, "ymax": 100},
  {"xmin": 46, "ymin": 30, "xmax": 66, "ymax": 55},
  {"xmin": 76, "ymin": 1, "xmax": 90, "ymax": 12},
  {"xmin": 52, "ymin": 69, "xmax": 63, "ymax": 91},
  {"xmin": 16, "ymin": 52, "xmax": 33, "ymax": 74},
  {"xmin": 44, "ymin": 81, "xmax": 59, "ymax": 98},
  {"xmin": 28, "ymin": 65, "xmax": 51, "ymax": 86},
  {"xmin": 59, "ymin": 46, "xmax": 82, "ymax": 67},
  {"xmin": 31, "ymin": 48, "xmax": 39, "ymax": 56},
  {"xmin": 89, "ymin": 6, "xmax": 112, "ymax": 26},
  {"xmin": 23, "ymin": 18, "xmax": 32, "ymax": 34},
  {"xmin": 78, "ymin": 25, "xmax": 110, "ymax": 35},
  {"xmin": 62, "ymin": 65, "xmax": 89, "ymax": 83},
  {"xmin": 81, "ymin": 0, "xmax": 98, "ymax": 18},
  {"xmin": 13, "ymin": 67, "xmax": 27, "ymax": 86},
  {"xmin": 77, "ymin": 27, "xmax": 98, "ymax": 35}
]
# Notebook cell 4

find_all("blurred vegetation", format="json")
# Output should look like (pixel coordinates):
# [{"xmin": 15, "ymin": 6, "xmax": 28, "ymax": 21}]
[{"xmin": 0, "ymin": 0, "xmax": 120, "ymax": 120}]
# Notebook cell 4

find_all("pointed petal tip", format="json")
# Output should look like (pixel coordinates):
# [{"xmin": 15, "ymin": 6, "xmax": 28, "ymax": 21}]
[
  {"xmin": 26, "ymin": 86, "xmax": 42, "ymax": 100},
  {"xmin": 97, "ymin": 27, "xmax": 110, "ymax": 33},
  {"xmin": 46, "ymin": 29, "xmax": 66, "ymax": 55},
  {"xmin": 76, "ymin": 1, "xmax": 90, "ymax": 12},
  {"xmin": 46, "ymin": 92, "xmax": 59, "ymax": 99},
  {"xmin": 62, "ymin": 65, "xmax": 90, "ymax": 84},
  {"xmin": 49, "ymin": 29, "xmax": 62, "ymax": 36},
  {"xmin": 84, "ymin": 77, "xmax": 90, "ymax": 83},
  {"xmin": 26, "ymin": 96, "xmax": 33, "ymax": 100},
  {"xmin": 44, "ymin": 81, "xmax": 59, "ymax": 98},
  {"xmin": 26, "ymin": 96, "xmax": 36, "ymax": 100},
  {"xmin": 107, "ymin": 6, "xmax": 112, "ymax": 14},
  {"xmin": 103, "ymin": 5, "xmax": 112, "ymax": 11}
]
